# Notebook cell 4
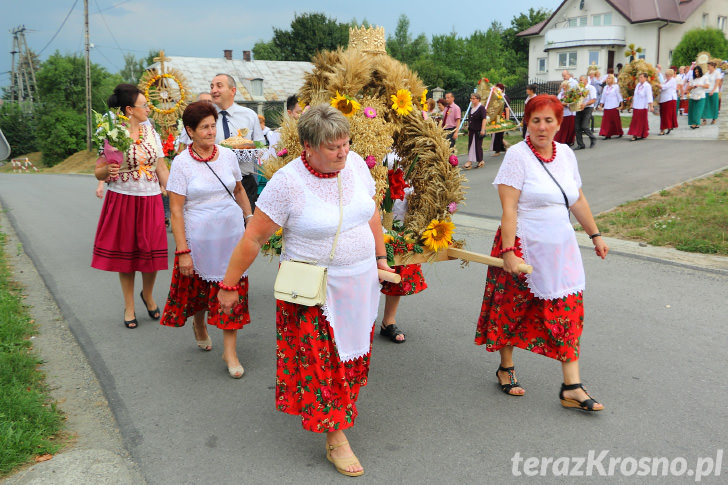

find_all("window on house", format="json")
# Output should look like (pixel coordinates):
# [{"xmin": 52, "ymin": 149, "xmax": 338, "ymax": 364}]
[
  {"xmin": 589, "ymin": 51, "xmax": 599, "ymax": 66},
  {"xmin": 537, "ymin": 58, "xmax": 547, "ymax": 73},
  {"xmin": 592, "ymin": 13, "xmax": 612, "ymax": 26},
  {"xmin": 568, "ymin": 16, "xmax": 587, "ymax": 27},
  {"xmin": 638, "ymin": 49, "xmax": 646, "ymax": 60},
  {"xmin": 558, "ymin": 52, "xmax": 577, "ymax": 68},
  {"xmin": 718, "ymin": 16, "xmax": 727, "ymax": 31},
  {"xmin": 703, "ymin": 13, "xmax": 709, "ymax": 27},
  {"xmin": 251, "ymin": 78, "xmax": 263, "ymax": 97}
]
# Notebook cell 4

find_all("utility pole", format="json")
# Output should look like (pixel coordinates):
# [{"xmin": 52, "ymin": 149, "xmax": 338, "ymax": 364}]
[
  {"xmin": 10, "ymin": 26, "xmax": 39, "ymax": 109},
  {"xmin": 84, "ymin": 0, "xmax": 93, "ymax": 151}
]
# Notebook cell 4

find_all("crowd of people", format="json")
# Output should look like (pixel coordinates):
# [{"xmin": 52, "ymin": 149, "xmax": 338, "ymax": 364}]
[{"xmin": 90, "ymin": 68, "xmax": 634, "ymax": 476}]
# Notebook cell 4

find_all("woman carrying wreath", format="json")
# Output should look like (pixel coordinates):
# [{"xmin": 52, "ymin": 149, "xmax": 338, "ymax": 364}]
[
  {"xmin": 92, "ymin": 83, "xmax": 170, "ymax": 329},
  {"xmin": 160, "ymin": 101, "xmax": 253, "ymax": 378},
  {"xmin": 475, "ymin": 94, "xmax": 608, "ymax": 412},
  {"xmin": 490, "ymin": 84, "xmax": 510, "ymax": 157},
  {"xmin": 597, "ymin": 74, "xmax": 624, "ymax": 139},
  {"xmin": 218, "ymin": 104, "xmax": 392, "ymax": 477},
  {"xmin": 463, "ymin": 93, "xmax": 486, "ymax": 169}
]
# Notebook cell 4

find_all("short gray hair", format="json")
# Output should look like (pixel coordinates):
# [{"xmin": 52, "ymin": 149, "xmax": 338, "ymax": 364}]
[
  {"xmin": 215, "ymin": 73, "xmax": 236, "ymax": 88},
  {"xmin": 297, "ymin": 104, "xmax": 350, "ymax": 148}
]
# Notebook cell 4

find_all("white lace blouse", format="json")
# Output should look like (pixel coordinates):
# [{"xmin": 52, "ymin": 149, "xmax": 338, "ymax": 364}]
[
  {"xmin": 493, "ymin": 141, "xmax": 585, "ymax": 300},
  {"xmin": 256, "ymin": 151, "xmax": 380, "ymax": 361},
  {"xmin": 166, "ymin": 147, "xmax": 245, "ymax": 281}
]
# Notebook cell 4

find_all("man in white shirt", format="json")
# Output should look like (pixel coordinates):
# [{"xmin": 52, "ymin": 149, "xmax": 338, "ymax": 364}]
[
  {"xmin": 210, "ymin": 73, "xmax": 264, "ymax": 207},
  {"xmin": 562, "ymin": 70, "xmax": 578, "ymax": 88},
  {"xmin": 574, "ymin": 75, "xmax": 597, "ymax": 149}
]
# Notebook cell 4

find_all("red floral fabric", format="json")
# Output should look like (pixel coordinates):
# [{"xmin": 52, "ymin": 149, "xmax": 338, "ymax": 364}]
[
  {"xmin": 160, "ymin": 254, "xmax": 250, "ymax": 330},
  {"xmin": 381, "ymin": 263, "xmax": 427, "ymax": 296},
  {"xmin": 275, "ymin": 300, "xmax": 374, "ymax": 433},
  {"xmin": 475, "ymin": 229, "xmax": 583, "ymax": 362}
]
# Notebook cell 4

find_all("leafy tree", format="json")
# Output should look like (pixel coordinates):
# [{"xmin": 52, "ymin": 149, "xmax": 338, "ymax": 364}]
[
  {"xmin": 672, "ymin": 28, "xmax": 728, "ymax": 67},
  {"xmin": 252, "ymin": 40, "xmax": 282, "ymax": 61},
  {"xmin": 503, "ymin": 8, "xmax": 551, "ymax": 63},
  {"xmin": 119, "ymin": 50, "xmax": 159, "ymax": 84},
  {"xmin": 387, "ymin": 15, "xmax": 430, "ymax": 66},
  {"xmin": 35, "ymin": 108, "xmax": 86, "ymax": 165},
  {"xmin": 0, "ymin": 103, "xmax": 37, "ymax": 156},
  {"xmin": 1, "ymin": 49, "xmax": 41, "ymax": 102},
  {"xmin": 268, "ymin": 12, "xmax": 350, "ymax": 61}
]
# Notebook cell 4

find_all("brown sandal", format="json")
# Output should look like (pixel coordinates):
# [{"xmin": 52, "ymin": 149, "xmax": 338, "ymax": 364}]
[
  {"xmin": 463, "ymin": 161, "xmax": 472, "ymax": 170},
  {"xmin": 326, "ymin": 440, "xmax": 364, "ymax": 477}
]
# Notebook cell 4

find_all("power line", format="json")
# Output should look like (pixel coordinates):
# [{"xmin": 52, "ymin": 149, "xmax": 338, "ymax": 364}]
[
  {"xmin": 93, "ymin": 0, "xmax": 124, "ymax": 54},
  {"xmin": 37, "ymin": 0, "xmax": 80, "ymax": 56}
]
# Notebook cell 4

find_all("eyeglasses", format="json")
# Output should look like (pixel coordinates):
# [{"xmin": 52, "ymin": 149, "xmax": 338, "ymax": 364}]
[{"xmin": 133, "ymin": 103, "xmax": 149, "ymax": 109}]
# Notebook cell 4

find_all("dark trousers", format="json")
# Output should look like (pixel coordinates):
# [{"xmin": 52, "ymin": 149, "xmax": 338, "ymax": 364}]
[
  {"xmin": 445, "ymin": 128, "xmax": 457, "ymax": 148},
  {"xmin": 575, "ymin": 107, "xmax": 596, "ymax": 147},
  {"xmin": 241, "ymin": 173, "xmax": 258, "ymax": 211}
]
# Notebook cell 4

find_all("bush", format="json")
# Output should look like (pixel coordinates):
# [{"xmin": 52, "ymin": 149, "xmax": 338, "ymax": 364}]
[
  {"xmin": 0, "ymin": 103, "xmax": 37, "ymax": 157},
  {"xmin": 35, "ymin": 108, "xmax": 87, "ymax": 166},
  {"xmin": 672, "ymin": 28, "xmax": 728, "ymax": 67}
]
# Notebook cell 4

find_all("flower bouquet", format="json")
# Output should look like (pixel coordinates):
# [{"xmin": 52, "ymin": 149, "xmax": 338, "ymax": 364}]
[
  {"xmin": 562, "ymin": 83, "xmax": 589, "ymax": 112},
  {"xmin": 261, "ymin": 227, "xmax": 283, "ymax": 259},
  {"xmin": 92, "ymin": 109, "xmax": 133, "ymax": 166}
]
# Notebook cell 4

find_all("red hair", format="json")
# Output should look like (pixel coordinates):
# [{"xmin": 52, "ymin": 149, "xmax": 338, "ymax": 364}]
[{"xmin": 523, "ymin": 94, "xmax": 563, "ymax": 125}]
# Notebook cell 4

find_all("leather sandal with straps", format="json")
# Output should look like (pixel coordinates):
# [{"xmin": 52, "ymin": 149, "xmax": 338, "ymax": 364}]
[
  {"xmin": 559, "ymin": 383, "xmax": 603, "ymax": 411},
  {"xmin": 496, "ymin": 365, "xmax": 524, "ymax": 396},
  {"xmin": 326, "ymin": 440, "xmax": 364, "ymax": 477}
]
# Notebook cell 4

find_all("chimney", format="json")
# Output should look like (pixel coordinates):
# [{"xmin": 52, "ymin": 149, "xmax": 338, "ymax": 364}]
[
  {"xmin": 243, "ymin": 50, "xmax": 251, "ymax": 62},
  {"xmin": 223, "ymin": 49, "xmax": 232, "ymax": 60}
]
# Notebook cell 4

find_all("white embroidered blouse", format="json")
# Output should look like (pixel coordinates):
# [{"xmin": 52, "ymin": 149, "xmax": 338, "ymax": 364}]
[{"xmin": 107, "ymin": 124, "xmax": 164, "ymax": 197}]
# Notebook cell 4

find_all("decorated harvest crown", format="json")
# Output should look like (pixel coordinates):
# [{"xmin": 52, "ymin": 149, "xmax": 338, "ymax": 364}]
[{"xmin": 348, "ymin": 26, "xmax": 387, "ymax": 55}]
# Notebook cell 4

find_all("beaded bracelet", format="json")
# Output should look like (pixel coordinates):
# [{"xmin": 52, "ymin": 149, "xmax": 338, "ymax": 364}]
[
  {"xmin": 499, "ymin": 246, "xmax": 517, "ymax": 256},
  {"xmin": 175, "ymin": 248, "xmax": 191, "ymax": 255},
  {"xmin": 218, "ymin": 281, "xmax": 239, "ymax": 292}
]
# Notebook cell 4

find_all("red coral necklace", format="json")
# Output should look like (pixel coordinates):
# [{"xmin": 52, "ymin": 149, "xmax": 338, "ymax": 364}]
[
  {"xmin": 525, "ymin": 136, "xmax": 557, "ymax": 163},
  {"xmin": 301, "ymin": 150, "xmax": 339, "ymax": 178},
  {"xmin": 188, "ymin": 144, "xmax": 217, "ymax": 162}
]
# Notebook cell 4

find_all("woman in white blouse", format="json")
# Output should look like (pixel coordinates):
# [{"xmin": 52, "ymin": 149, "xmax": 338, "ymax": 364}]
[
  {"xmin": 686, "ymin": 65, "xmax": 709, "ymax": 129},
  {"xmin": 627, "ymin": 73, "xmax": 654, "ymax": 140},
  {"xmin": 597, "ymin": 74, "xmax": 624, "ymax": 139},
  {"xmin": 218, "ymin": 104, "xmax": 391, "ymax": 477},
  {"xmin": 703, "ymin": 62, "xmax": 721, "ymax": 124},
  {"xmin": 160, "ymin": 101, "xmax": 253, "ymax": 379},
  {"xmin": 658, "ymin": 69, "xmax": 678, "ymax": 135}
]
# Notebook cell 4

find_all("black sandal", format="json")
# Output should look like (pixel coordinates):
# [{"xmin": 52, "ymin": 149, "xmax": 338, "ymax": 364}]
[
  {"xmin": 380, "ymin": 323, "xmax": 406, "ymax": 343},
  {"xmin": 124, "ymin": 315, "xmax": 138, "ymax": 329},
  {"xmin": 140, "ymin": 291, "xmax": 160, "ymax": 320},
  {"xmin": 496, "ymin": 366, "xmax": 524, "ymax": 396},
  {"xmin": 559, "ymin": 383, "xmax": 603, "ymax": 411}
]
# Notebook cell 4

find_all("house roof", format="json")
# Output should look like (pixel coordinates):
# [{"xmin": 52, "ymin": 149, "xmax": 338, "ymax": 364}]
[
  {"xmin": 147, "ymin": 56, "xmax": 313, "ymax": 104},
  {"xmin": 517, "ymin": 0, "xmax": 707, "ymax": 36}
]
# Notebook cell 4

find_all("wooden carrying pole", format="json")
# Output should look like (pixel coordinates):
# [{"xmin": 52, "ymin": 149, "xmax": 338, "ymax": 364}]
[
  {"xmin": 393, "ymin": 247, "xmax": 533, "ymax": 274},
  {"xmin": 378, "ymin": 269, "xmax": 401, "ymax": 284}
]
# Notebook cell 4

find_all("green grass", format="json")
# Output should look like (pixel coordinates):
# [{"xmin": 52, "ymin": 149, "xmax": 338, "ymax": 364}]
[
  {"xmin": 0, "ymin": 232, "xmax": 65, "ymax": 477},
  {"xmin": 592, "ymin": 114, "xmax": 632, "ymax": 128},
  {"xmin": 592, "ymin": 170, "xmax": 728, "ymax": 255}
]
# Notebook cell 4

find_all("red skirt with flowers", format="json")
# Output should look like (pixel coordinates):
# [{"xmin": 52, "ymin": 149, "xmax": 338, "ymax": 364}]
[
  {"xmin": 381, "ymin": 264, "xmax": 427, "ymax": 296},
  {"xmin": 554, "ymin": 115, "xmax": 575, "ymax": 145},
  {"xmin": 275, "ymin": 300, "xmax": 374, "ymax": 433},
  {"xmin": 160, "ymin": 254, "xmax": 250, "ymax": 330},
  {"xmin": 474, "ymin": 229, "xmax": 583, "ymax": 362}
]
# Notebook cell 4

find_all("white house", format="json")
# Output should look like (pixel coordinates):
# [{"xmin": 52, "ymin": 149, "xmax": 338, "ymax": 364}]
[{"xmin": 518, "ymin": 0, "xmax": 728, "ymax": 81}]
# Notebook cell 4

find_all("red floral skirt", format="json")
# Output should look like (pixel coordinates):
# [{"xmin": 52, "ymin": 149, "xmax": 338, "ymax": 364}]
[
  {"xmin": 475, "ymin": 229, "xmax": 583, "ymax": 362},
  {"xmin": 660, "ymin": 100, "xmax": 678, "ymax": 130},
  {"xmin": 275, "ymin": 300, "xmax": 374, "ymax": 433},
  {"xmin": 554, "ymin": 115, "xmax": 575, "ymax": 145},
  {"xmin": 628, "ymin": 109, "xmax": 649, "ymax": 138},
  {"xmin": 381, "ymin": 264, "xmax": 427, "ymax": 296},
  {"xmin": 160, "ymin": 254, "xmax": 250, "ymax": 330},
  {"xmin": 599, "ymin": 108, "xmax": 624, "ymax": 137},
  {"xmin": 91, "ymin": 191, "xmax": 167, "ymax": 273}
]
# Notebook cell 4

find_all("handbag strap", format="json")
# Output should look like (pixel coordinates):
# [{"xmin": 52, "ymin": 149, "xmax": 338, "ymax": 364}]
[
  {"xmin": 537, "ymin": 160, "xmax": 570, "ymax": 210},
  {"xmin": 201, "ymin": 157, "xmax": 236, "ymax": 202}
]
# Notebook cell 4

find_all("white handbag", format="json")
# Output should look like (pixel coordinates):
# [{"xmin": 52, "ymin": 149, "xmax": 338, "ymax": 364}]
[{"xmin": 273, "ymin": 174, "xmax": 342, "ymax": 306}]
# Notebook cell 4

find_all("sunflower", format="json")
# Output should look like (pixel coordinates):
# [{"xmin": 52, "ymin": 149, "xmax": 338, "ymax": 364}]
[
  {"xmin": 383, "ymin": 233, "xmax": 394, "ymax": 244},
  {"xmin": 390, "ymin": 88, "xmax": 413, "ymax": 116},
  {"xmin": 330, "ymin": 91, "xmax": 361, "ymax": 117},
  {"xmin": 421, "ymin": 219, "xmax": 455, "ymax": 252},
  {"xmin": 420, "ymin": 89, "xmax": 428, "ymax": 111}
]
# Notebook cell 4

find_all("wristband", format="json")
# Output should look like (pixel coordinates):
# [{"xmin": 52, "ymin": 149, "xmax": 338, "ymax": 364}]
[
  {"xmin": 376, "ymin": 255, "xmax": 388, "ymax": 260},
  {"xmin": 499, "ymin": 246, "xmax": 517, "ymax": 256},
  {"xmin": 588, "ymin": 233, "xmax": 601, "ymax": 240},
  {"xmin": 175, "ymin": 248, "xmax": 191, "ymax": 255},
  {"xmin": 245, "ymin": 214, "xmax": 254, "ymax": 220},
  {"xmin": 218, "ymin": 281, "xmax": 239, "ymax": 292}
]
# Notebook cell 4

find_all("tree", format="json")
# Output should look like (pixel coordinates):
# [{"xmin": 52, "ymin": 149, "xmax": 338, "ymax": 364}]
[
  {"xmin": 503, "ymin": 8, "xmax": 551, "ymax": 63},
  {"xmin": 0, "ymin": 103, "xmax": 37, "ymax": 155},
  {"xmin": 386, "ymin": 15, "xmax": 429, "ymax": 66},
  {"xmin": 267, "ymin": 13, "xmax": 350, "ymax": 61},
  {"xmin": 252, "ymin": 40, "xmax": 282, "ymax": 61},
  {"xmin": 119, "ymin": 50, "xmax": 159, "ymax": 84},
  {"xmin": 672, "ymin": 28, "xmax": 728, "ymax": 67}
]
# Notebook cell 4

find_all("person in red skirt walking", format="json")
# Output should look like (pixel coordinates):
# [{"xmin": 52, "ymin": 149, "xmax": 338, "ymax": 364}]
[
  {"xmin": 475, "ymin": 94, "xmax": 608, "ymax": 412},
  {"xmin": 555, "ymin": 81, "xmax": 576, "ymax": 145},
  {"xmin": 658, "ymin": 69, "xmax": 679, "ymax": 135},
  {"xmin": 597, "ymin": 74, "xmax": 624, "ymax": 139},
  {"xmin": 92, "ymin": 84, "xmax": 170, "ymax": 329},
  {"xmin": 627, "ymin": 73, "xmax": 654, "ymax": 141},
  {"xmin": 218, "ymin": 105, "xmax": 393, "ymax": 477},
  {"xmin": 160, "ymin": 101, "xmax": 254, "ymax": 378}
]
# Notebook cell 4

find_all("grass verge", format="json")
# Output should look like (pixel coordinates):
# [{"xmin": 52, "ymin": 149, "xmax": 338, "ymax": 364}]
[
  {"xmin": 0, "ymin": 232, "xmax": 65, "ymax": 477},
  {"xmin": 593, "ymin": 169, "xmax": 728, "ymax": 255}
]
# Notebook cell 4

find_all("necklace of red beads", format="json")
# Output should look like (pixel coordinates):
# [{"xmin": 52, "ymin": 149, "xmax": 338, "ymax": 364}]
[
  {"xmin": 525, "ymin": 136, "xmax": 557, "ymax": 163},
  {"xmin": 301, "ymin": 150, "xmax": 339, "ymax": 178},
  {"xmin": 188, "ymin": 144, "xmax": 217, "ymax": 162}
]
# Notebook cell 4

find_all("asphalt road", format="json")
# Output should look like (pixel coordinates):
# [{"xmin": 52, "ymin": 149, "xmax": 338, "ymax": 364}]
[{"xmin": 1, "ymin": 138, "xmax": 727, "ymax": 483}]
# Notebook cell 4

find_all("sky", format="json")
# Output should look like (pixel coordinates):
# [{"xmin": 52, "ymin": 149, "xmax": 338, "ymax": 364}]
[{"xmin": 1, "ymin": 0, "xmax": 557, "ymax": 88}]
